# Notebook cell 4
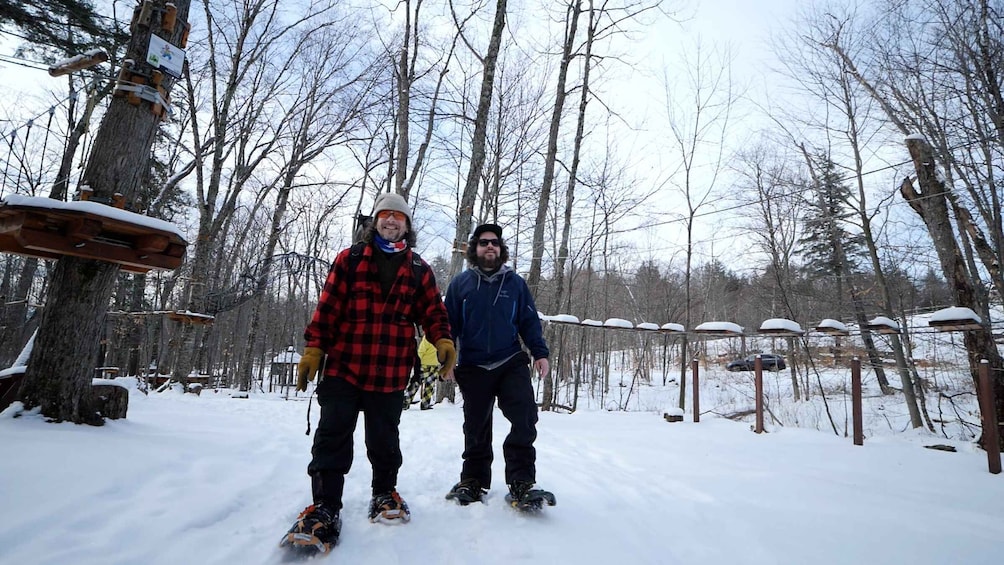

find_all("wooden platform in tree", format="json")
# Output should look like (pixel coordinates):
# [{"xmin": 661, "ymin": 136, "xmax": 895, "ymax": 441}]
[
  {"xmin": 0, "ymin": 196, "xmax": 186, "ymax": 273},
  {"xmin": 928, "ymin": 319, "xmax": 983, "ymax": 332},
  {"xmin": 166, "ymin": 310, "xmax": 215, "ymax": 325}
]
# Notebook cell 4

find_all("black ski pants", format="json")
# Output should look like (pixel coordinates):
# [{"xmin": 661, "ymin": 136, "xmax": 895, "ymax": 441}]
[
  {"xmin": 307, "ymin": 376, "xmax": 404, "ymax": 511},
  {"xmin": 454, "ymin": 351, "xmax": 538, "ymax": 489}
]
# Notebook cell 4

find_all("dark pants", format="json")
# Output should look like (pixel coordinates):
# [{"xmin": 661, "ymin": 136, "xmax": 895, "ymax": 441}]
[
  {"xmin": 307, "ymin": 376, "xmax": 404, "ymax": 511},
  {"xmin": 454, "ymin": 352, "xmax": 538, "ymax": 488}
]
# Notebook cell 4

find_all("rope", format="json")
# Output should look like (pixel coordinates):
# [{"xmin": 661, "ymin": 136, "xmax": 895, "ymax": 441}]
[
  {"xmin": 13, "ymin": 121, "xmax": 28, "ymax": 193},
  {"xmin": 35, "ymin": 107, "xmax": 57, "ymax": 191},
  {"xmin": 1, "ymin": 130, "xmax": 14, "ymax": 198}
]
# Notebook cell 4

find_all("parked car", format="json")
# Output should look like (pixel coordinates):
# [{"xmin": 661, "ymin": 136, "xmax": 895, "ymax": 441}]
[{"xmin": 726, "ymin": 353, "xmax": 786, "ymax": 372}]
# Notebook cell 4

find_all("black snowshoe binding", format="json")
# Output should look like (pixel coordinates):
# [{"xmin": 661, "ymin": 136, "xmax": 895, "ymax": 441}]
[
  {"xmin": 445, "ymin": 478, "xmax": 487, "ymax": 505},
  {"xmin": 279, "ymin": 502, "xmax": 341, "ymax": 558},
  {"xmin": 504, "ymin": 481, "xmax": 556, "ymax": 512},
  {"xmin": 368, "ymin": 490, "xmax": 411, "ymax": 523}
]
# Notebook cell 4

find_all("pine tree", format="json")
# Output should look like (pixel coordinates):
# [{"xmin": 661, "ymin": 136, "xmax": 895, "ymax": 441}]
[
  {"xmin": 797, "ymin": 154, "xmax": 866, "ymax": 282},
  {"xmin": 0, "ymin": 1, "xmax": 123, "ymax": 56}
]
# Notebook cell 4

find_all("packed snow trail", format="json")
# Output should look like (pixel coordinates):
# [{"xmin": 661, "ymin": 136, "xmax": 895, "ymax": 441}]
[{"xmin": 2, "ymin": 389, "xmax": 1003, "ymax": 564}]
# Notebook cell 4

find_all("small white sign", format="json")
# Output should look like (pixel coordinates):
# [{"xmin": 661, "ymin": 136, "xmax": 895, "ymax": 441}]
[{"xmin": 146, "ymin": 34, "xmax": 185, "ymax": 78}]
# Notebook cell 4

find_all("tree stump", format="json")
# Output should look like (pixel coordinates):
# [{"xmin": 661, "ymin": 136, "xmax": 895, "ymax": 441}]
[{"xmin": 88, "ymin": 384, "xmax": 129, "ymax": 419}]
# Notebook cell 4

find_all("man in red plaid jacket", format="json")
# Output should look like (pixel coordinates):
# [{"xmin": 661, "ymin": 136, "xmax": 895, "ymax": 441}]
[{"xmin": 280, "ymin": 192, "xmax": 456, "ymax": 555}]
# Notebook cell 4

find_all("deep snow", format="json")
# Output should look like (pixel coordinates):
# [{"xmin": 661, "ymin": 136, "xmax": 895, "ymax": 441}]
[{"xmin": 2, "ymin": 379, "xmax": 1002, "ymax": 565}]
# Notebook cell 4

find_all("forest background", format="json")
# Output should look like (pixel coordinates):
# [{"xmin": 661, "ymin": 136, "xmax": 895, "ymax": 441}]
[{"xmin": 0, "ymin": 0, "xmax": 1002, "ymax": 442}]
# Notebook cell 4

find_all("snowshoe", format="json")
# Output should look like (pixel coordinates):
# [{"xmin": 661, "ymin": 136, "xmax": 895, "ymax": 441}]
[
  {"xmin": 278, "ymin": 502, "xmax": 341, "ymax": 558},
  {"xmin": 368, "ymin": 490, "xmax": 411, "ymax": 523},
  {"xmin": 505, "ymin": 481, "xmax": 556, "ymax": 512},
  {"xmin": 445, "ymin": 478, "xmax": 487, "ymax": 505}
]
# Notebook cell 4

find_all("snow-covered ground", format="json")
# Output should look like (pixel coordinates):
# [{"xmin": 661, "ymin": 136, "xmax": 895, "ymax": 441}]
[{"xmin": 2, "ymin": 377, "xmax": 1002, "ymax": 565}]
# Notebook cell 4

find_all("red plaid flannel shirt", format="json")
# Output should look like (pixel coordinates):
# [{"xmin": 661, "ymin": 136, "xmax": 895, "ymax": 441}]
[{"xmin": 305, "ymin": 244, "xmax": 450, "ymax": 392}]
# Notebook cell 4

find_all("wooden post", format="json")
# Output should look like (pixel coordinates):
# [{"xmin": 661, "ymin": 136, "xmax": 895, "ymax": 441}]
[
  {"xmin": 692, "ymin": 358, "xmax": 700, "ymax": 423},
  {"xmin": 754, "ymin": 355, "xmax": 764, "ymax": 433},
  {"xmin": 851, "ymin": 357, "xmax": 863, "ymax": 446},
  {"xmin": 977, "ymin": 360, "xmax": 1001, "ymax": 474}
]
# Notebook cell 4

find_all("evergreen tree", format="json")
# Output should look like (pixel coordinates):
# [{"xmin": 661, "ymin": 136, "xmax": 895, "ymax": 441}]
[
  {"xmin": 797, "ymin": 154, "xmax": 867, "ymax": 279},
  {"xmin": 0, "ymin": 0, "xmax": 124, "ymax": 57}
]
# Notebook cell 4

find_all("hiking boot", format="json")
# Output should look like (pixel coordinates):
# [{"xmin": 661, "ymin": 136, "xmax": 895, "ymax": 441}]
[
  {"xmin": 445, "ymin": 478, "xmax": 487, "ymax": 505},
  {"xmin": 279, "ymin": 502, "xmax": 341, "ymax": 554},
  {"xmin": 368, "ymin": 490, "xmax": 411, "ymax": 523},
  {"xmin": 506, "ymin": 481, "xmax": 556, "ymax": 511},
  {"xmin": 508, "ymin": 480, "xmax": 534, "ymax": 503}
]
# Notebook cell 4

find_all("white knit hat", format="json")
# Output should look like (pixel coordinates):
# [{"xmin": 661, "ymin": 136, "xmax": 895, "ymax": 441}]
[{"xmin": 372, "ymin": 192, "xmax": 412, "ymax": 224}]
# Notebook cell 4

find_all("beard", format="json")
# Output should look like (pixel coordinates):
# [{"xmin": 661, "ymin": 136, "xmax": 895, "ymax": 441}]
[{"xmin": 476, "ymin": 254, "xmax": 502, "ymax": 271}]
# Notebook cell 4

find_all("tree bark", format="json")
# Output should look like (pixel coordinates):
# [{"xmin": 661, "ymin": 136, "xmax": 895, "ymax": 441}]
[
  {"xmin": 448, "ymin": 0, "xmax": 507, "ymax": 279},
  {"xmin": 18, "ymin": 0, "xmax": 192, "ymax": 424},
  {"xmin": 525, "ymin": 0, "xmax": 578, "ymax": 297},
  {"xmin": 902, "ymin": 136, "xmax": 1003, "ymax": 448},
  {"xmin": 19, "ymin": 256, "xmax": 120, "ymax": 424}
]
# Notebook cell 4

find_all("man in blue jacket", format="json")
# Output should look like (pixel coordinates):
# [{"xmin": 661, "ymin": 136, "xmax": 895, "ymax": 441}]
[{"xmin": 443, "ymin": 223, "xmax": 555, "ymax": 511}]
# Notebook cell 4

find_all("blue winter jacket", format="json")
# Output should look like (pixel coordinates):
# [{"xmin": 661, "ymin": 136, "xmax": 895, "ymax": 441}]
[{"xmin": 445, "ymin": 265, "xmax": 549, "ymax": 367}]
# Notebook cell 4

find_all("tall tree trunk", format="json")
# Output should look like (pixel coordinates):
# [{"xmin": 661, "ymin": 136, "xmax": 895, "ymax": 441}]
[
  {"xmin": 124, "ymin": 274, "xmax": 146, "ymax": 377},
  {"xmin": 545, "ymin": 0, "xmax": 589, "ymax": 411},
  {"xmin": 19, "ymin": 1, "xmax": 192, "ymax": 424},
  {"xmin": 902, "ymin": 136, "xmax": 1004, "ymax": 448},
  {"xmin": 525, "ymin": 0, "xmax": 579, "ymax": 297},
  {"xmin": 448, "ymin": 0, "xmax": 508, "ymax": 279},
  {"xmin": 838, "ymin": 70, "xmax": 919, "ymax": 423},
  {"xmin": 18, "ymin": 257, "xmax": 120, "ymax": 423}
]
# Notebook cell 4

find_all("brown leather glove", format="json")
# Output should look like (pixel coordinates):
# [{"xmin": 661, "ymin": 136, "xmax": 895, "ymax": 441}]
[
  {"xmin": 434, "ymin": 339, "xmax": 457, "ymax": 378},
  {"xmin": 297, "ymin": 347, "xmax": 324, "ymax": 392}
]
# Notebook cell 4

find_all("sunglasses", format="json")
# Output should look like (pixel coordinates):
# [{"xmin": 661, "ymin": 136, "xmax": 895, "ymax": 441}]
[
  {"xmin": 477, "ymin": 238, "xmax": 500, "ymax": 247},
  {"xmin": 377, "ymin": 210, "xmax": 407, "ymax": 221}
]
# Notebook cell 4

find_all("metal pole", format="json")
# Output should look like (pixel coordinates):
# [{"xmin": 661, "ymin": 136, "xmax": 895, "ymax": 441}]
[
  {"xmin": 977, "ymin": 360, "xmax": 1001, "ymax": 474},
  {"xmin": 755, "ymin": 355, "xmax": 764, "ymax": 433},
  {"xmin": 692, "ymin": 358, "xmax": 699, "ymax": 423},
  {"xmin": 851, "ymin": 357, "xmax": 863, "ymax": 446}
]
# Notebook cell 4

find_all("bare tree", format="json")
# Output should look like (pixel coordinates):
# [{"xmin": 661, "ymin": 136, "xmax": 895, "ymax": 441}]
[
  {"xmin": 233, "ymin": 22, "xmax": 383, "ymax": 391},
  {"xmin": 732, "ymin": 142, "xmax": 804, "ymax": 399},
  {"xmin": 810, "ymin": 5, "xmax": 1002, "ymax": 436},
  {"xmin": 387, "ymin": 0, "xmax": 460, "ymax": 201},
  {"xmin": 167, "ymin": 0, "xmax": 343, "ymax": 382},
  {"xmin": 660, "ymin": 40, "xmax": 738, "ymax": 410},
  {"xmin": 447, "ymin": 0, "xmax": 508, "ymax": 278},
  {"xmin": 525, "ymin": 0, "xmax": 666, "ymax": 296}
]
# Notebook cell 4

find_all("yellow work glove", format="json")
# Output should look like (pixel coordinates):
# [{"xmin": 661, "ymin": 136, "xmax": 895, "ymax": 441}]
[
  {"xmin": 297, "ymin": 347, "xmax": 324, "ymax": 392},
  {"xmin": 435, "ymin": 339, "xmax": 457, "ymax": 378}
]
